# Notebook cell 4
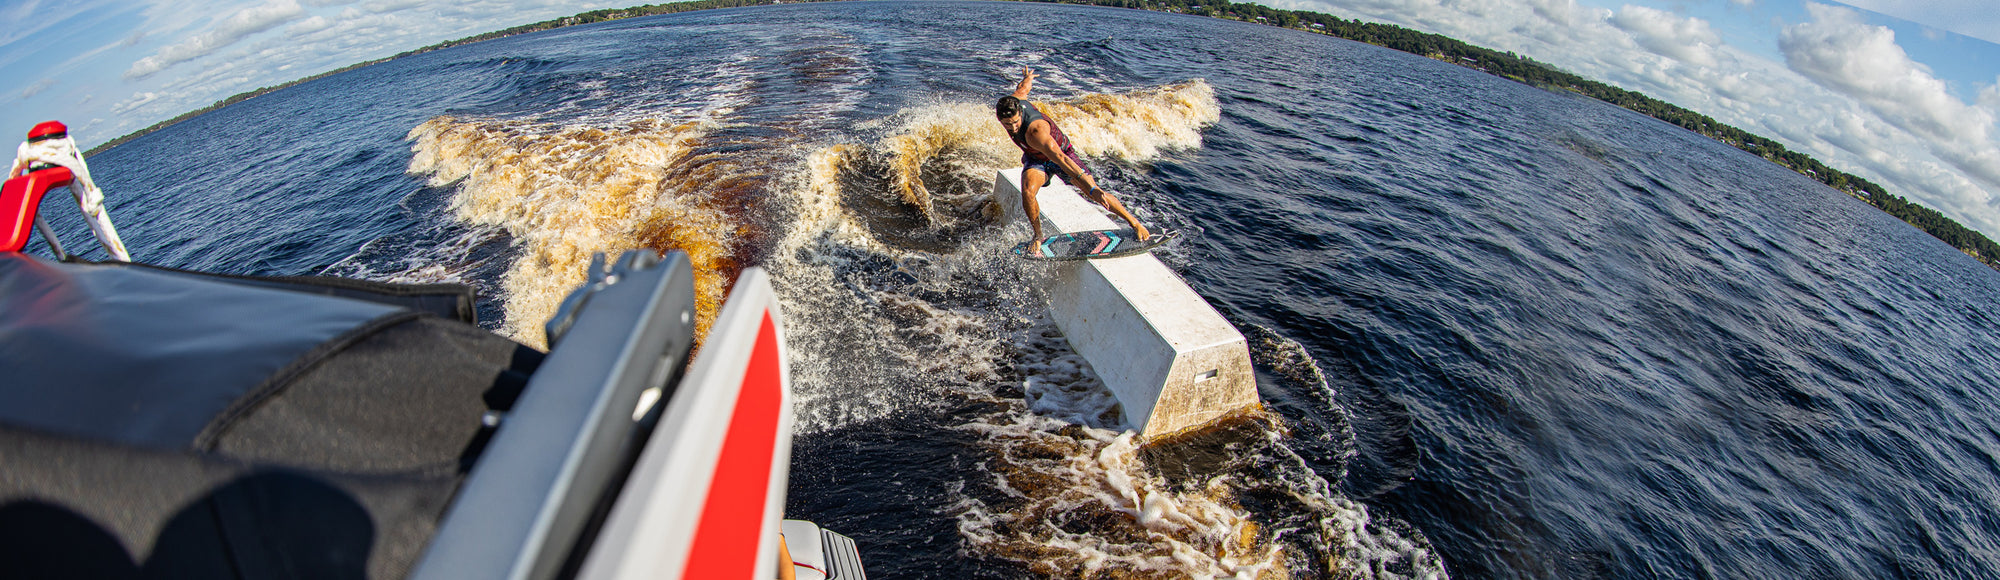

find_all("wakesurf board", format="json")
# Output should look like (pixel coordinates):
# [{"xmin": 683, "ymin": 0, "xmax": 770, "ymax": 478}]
[{"xmin": 1010, "ymin": 228, "xmax": 1177, "ymax": 261}]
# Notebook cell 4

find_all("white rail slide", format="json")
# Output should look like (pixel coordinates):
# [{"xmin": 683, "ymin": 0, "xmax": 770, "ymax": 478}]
[{"xmin": 994, "ymin": 168, "xmax": 1259, "ymax": 438}]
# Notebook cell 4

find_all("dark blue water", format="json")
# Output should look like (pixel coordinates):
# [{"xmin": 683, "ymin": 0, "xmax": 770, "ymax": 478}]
[{"xmin": 36, "ymin": 2, "xmax": 2000, "ymax": 578}]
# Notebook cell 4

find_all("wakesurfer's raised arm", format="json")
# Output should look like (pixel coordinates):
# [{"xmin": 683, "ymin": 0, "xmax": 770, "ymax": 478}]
[{"xmin": 1012, "ymin": 66, "xmax": 1036, "ymax": 99}]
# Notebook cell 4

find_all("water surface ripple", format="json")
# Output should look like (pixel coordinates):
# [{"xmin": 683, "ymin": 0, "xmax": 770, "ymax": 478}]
[{"xmin": 42, "ymin": 2, "xmax": 2000, "ymax": 578}]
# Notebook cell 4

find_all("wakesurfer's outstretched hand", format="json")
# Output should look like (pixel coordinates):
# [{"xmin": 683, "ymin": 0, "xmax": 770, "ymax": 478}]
[{"xmin": 995, "ymin": 67, "xmax": 1150, "ymax": 241}]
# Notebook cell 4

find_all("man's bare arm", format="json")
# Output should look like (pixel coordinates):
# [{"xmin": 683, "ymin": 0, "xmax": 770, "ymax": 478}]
[
  {"xmin": 1027, "ymin": 123, "xmax": 1096, "ymax": 192},
  {"xmin": 1012, "ymin": 67, "xmax": 1037, "ymax": 99}
]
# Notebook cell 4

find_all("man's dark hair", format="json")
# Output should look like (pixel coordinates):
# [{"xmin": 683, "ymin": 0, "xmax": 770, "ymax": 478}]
[{"xmin": 996, "ymin": 96, "xmax": 1022, "ymax": 118}]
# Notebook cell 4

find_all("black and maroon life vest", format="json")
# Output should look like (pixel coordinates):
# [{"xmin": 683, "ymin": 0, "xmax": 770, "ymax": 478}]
[{"xmin": 1008, "ymin": 102, "xmax": 1081, "ymax": 165}]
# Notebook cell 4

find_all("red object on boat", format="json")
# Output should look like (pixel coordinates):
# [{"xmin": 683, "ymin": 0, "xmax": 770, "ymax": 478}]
[
  {"xmin": 27, "ymin": 121, "xmax": 67, "ymax": 142},
  {"xmin": 683, "ymin": 310, "xmax": 787, "ymax": 578},
  {"xmin": 0, "ymin": 167, "xmax": 74, "ymax": 253}
]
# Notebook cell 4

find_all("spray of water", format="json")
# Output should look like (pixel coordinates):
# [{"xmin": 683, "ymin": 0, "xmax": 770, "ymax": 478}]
[
  {"xmin": 401, "ymin": 78, "xmax": 1441, "ymax": 578},
  {"xmin": 406, "ymin": 116, "xmax": 765, "ymax": 347}
]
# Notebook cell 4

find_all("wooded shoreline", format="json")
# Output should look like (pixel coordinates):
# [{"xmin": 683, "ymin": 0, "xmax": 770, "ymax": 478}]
[{"xmin": 85, "ymin": 0, "xmax": 2000, "ymax": 271}]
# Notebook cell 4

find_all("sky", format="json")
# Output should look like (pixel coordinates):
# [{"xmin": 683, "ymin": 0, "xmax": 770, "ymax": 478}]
[{"xmin": 3, "ymin": 0, "xmax": 1999, "ymax": 241}]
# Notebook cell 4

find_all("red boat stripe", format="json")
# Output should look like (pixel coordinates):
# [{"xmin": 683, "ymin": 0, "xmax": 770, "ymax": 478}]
[{"xmin": 683, "ymin": 311, "xmax": 784, "ymax": 579}]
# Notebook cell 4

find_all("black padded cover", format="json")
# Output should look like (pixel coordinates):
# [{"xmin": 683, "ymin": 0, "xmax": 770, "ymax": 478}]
[
  {"xmin": 0, "ymin": 253, "xmax": 544, "ymax": 579},
  {"xmin": 112, "ymin": 260, "xmax": 479, "ymax": 324},
  {"xmin": 0, "ymin": 424, "xmax": 458, "ymax": 579},
  {"xmin": 0, "ymin": 254, "xmax": 404, "ymax": 448}
]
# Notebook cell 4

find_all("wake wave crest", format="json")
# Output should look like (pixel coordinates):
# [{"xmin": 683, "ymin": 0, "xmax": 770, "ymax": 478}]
[
  {"xmin": 952, "ymin": 328, "xmax": 1445, "ymax": 580},
  {"xmin": 397, "ymin": 78, "xmax": 1438, "ymax": 578},
  {"xmin": 764, "ymin": 79, "xmax": 1438, "ymax": 578},
  {"xmin": 853, "ymin": 80, "xmax": 1221, "ymax": 224},
  {"xmin": 767, "ymin": 80, "xmax": 1225, "ymax": 431},
  {"xmin": 406, "ymin": 116, "xmax": 763, "ymax": 347}
]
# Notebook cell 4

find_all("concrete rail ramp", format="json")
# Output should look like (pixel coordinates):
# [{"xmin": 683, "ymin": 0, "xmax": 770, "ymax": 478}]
[{"xmin": 993, "ymin": 168, "xmax": 1258, "ymax": 438}]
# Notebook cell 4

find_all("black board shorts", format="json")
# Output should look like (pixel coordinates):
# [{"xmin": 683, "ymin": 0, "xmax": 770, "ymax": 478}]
[{"xmin": 1022, "ymin": 155, "xmax": 1092, "ymax": 188}]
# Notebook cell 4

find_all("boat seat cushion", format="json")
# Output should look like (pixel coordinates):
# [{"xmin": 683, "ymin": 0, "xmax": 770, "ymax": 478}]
[
  {"xmin": 0, "ymin": 253, "xmax": 547, "ymax": 579},
  {"xmin": 0, "ymin": 254, "xmax": 404, "ymax": 449},
  {"xmin": 0, "ymin": 423, "xmax": 456, "ymax": 580},
  {"xmin": 205, "ymin": 315, "xmax": 542, "ymax": 473}
]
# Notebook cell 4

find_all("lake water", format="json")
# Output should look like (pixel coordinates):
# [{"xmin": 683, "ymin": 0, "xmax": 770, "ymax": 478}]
[{"xmin": 46, "ymin": 2, "xmax": 2000, "ymax": 578}]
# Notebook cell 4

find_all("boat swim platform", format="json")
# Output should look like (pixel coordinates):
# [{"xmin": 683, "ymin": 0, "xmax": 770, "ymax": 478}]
[{"xmin": 993, "ymin": 168, "xmax": 1259, "ymax": 438}]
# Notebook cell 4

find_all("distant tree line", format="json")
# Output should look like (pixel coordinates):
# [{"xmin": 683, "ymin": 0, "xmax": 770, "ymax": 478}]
[{"xmin": 82, "ymin": 0, "xmax": 2000, "ymax": 270}]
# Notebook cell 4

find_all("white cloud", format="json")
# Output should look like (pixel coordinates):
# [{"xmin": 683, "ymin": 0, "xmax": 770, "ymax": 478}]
[
  {"xmin": 1835, "ymin": 0, "xmax": 2000, "ymax": 47},
  {"xmin": 1526, "ymin": 0, "xmax": 1583, "ymax": 27},
  {"xmin": 1610, "ymin": 5, "xmax": 1720, "ymax": 68},
  {"xmin": 0, "ymin": 0, "xmax": 43, "ymax": 22},
  {"xmin": 0, "ymin": 0, "xmax": 128, "ymax": 47},
  {"xmin": 21, "ymin": 78, "xmax": 55, "ymax": 99},
  {"xmin": 0, "ymin": 1, "xmax": 137, "ymax": 73},
  {"xmin": 110, "ymin": 91, "xmax": 160, "ymax": 115},
  {"xmin": 267, "ymin": 11, "xmax": 418, "ymax": 58},
  {"xmin": 362, "ymin": 0, "xmax": 426, "ymax": 14},
  {"xmin": 1980, "ymin": 79, "xmax": 2000, "ymax": 113},
  {"xmin": 288, "ymin": 15, "xmax": 334, "ymax": 35},
  {"xmin": 1780, "ymin": 3, "xmax": 2000, "ymax": 189},
  {"xmin": 76, "ymin": 0, "xmax": 613, "ymax": 144},
  {"xmin": 125, "ymin": 0, "xmax": 307, "ymax": 79},
  {"xmin": 1780, "ymin": 5, "xmax": 1985, "ymax": 142}
]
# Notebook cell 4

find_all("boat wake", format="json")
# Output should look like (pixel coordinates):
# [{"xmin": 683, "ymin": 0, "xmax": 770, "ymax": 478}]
[
  {"xmin": 396, "ymin": 78, "xmax": 1442, "ymax": 578},
  {"xmin": 952, "ymin": 328, "xmax": 1445, "ymax": 580},
  {"xmin": 405, "ymin": 117, "xmax": 768, "ymax": 346}
]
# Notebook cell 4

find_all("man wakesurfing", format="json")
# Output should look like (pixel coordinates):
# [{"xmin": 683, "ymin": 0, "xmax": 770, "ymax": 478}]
[{"xmin": 996, "ymin": 67, "xmax": 1150, "ymax": 241}]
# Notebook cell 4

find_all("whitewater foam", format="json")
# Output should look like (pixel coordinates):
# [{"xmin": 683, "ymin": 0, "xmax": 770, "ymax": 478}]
[
  {"xmin": 757, "ymin": 81, "xmax": 1441, "ymax": 578},
  {"xmin": 953, "ymin": 326, "xmax": 1446, "ymax": 580},
  {"xmin": 827, "ymin": 80, "xmax": 1220, "ymax": 226},
  {"xmin": 406, "ymin": 116, "xmax": 759, "ymax": 347},
  {"xmin": 399, "ymin": 78, "xmax": 1439, "ymax": 577}
]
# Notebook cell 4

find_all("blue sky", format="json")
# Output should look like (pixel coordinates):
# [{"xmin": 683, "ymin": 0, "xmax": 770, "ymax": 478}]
[
  {"xmin": 0, "ymin": 0, "xmax": 625, "ymax": 148},
  {"xmin": 4, "ymin": 0, "xmax": 2000, "ymax": 240}
]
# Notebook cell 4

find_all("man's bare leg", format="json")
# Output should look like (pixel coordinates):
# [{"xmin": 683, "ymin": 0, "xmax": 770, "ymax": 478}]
[
  {"xmin": 1083, "ymin": 187, "xmax": 1151, "ymax": 240},
  {"xmin": 1022, "ymin": 167, "xmax": 1047, "ymax": 240}
]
